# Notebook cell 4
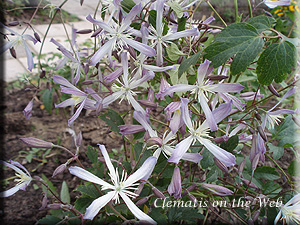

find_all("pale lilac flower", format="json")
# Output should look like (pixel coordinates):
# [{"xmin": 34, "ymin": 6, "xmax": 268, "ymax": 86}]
[
  {"xmin": 275, "ymin": 193, "xmax": 300, "ymax": 225},
  {"xmin": 155, "ymin": 78, "xmax": 171, "ymax": 100},
  {"xmin": 201, "ymin": 183, "xmax": 233, "ymax": 196},
  {"xmin": 261, "ymin": 87, "xmax": 298, "ymax": 130},
  {"xmin": 249, "ymin": 133, "xmax": 266, "ymax": 163},
  {"xmin": 0, "ymin": 23, "xmax": 38, "ymax": 71},
  {"xmin": 148, "ymin": 0, "xmax": 200, "ymax": 66},
  {"xmin": 240, "ymin": 90, "xmax": 264, "ymax": 101},
  {"xmin": 134, "ymin": 111, "xmax": 202, "ymax": 163},
  {"xmin": 51, "ymin": 28, "xmax": 85, "ymax": 84},
  {"xmin": 168, "ymin": 98, "xmax": 236, "ymax": 166},
  {"xmin": 264, "ymin": 0, "xmax": 291, "ymax": 8},
  {"xmin": 119, "ymin": 125, "xmax": 145, "ymax": 135},
  {"xmin": 0, "ymin": 160, "xmax": 32, "ymax": 197},
  {"xmin": 161, "ymin": 60, "xmax": 244, "ymax": 131},
  {"xmin": 69, "ymin": 145, "xmax": 157, "ymax": 224},
  {"xmin": 86, "ymin": 4, "xmax": 155, "ymax": 66},
  {"xmin": 23, "ymin": 99, "xmax": 33, "ymax": 119},
  {"xmin": 168, "ymin": 166, "xmax": 182, "ymax": 199},
  {"xmin": 53, "ymin": 75, "xmax": 101, "ymax": 126},
  {"xmin": 102, "ymin": 53, "xmax": 154, "ymax": 116},
  {"xmin": 164, "ymin": 101, "xmax": 185, "ymax": 134}
]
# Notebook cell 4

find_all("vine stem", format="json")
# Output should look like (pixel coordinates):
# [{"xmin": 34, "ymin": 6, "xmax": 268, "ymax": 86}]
[{"xmin": 205, "ymin": 0, "xmax": 227, "ymax": 27}]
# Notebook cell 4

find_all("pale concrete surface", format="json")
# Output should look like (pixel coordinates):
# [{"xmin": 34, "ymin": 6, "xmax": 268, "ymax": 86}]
[{"xmin": 3, "ymin": 0, "xmax": 101, "ymax": 82}]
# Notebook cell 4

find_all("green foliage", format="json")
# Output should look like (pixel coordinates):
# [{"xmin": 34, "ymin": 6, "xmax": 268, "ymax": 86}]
[
  {"xmin": 287, "ymin": 160, "xmax": 296, "ymax": 176},
  {"xmin": 86, "ymin": 145, "xmax": 98, "ymax": 164},
  {"xmin": 178, "ymin": 51, "xmax": 201, "ymax": 79},
  {"xmin": 257, "ymin": 40, "xmax": 296, "ymax": 85},
  {"xmin": 205, "ymin": 23, "xmax": 264, "ymax": 75},
  {"xmin": 120, "ymin": 0, "xmax": 136, "ymax": 13},
  {"xmin": 60, "ymin": 181, "xmax": 70, "ymax": 204},
  {"xmin": 220, "ymin": 135, "xmax": 239, "ymax": 153},
  {"xmin": 40, "ymin": 88, "xmax": 53, "ymax": 114},
  {"xmin": 99, "ymin": 109, "xmax": 125, "ymax": 133},
  {"xmin": 167, "ymin": 1, "xmax": 183, "ymax": 18},
  {"xmin": 254, "ymin": 166, "xmax": 281, "ymax": 180},
  {"xmin": 166, "ymin": 42, "xmax": 185, "ymax": 61},
  {"xmin": 267, "ymin": 143, "xmax": 284, "ymax": 160}
]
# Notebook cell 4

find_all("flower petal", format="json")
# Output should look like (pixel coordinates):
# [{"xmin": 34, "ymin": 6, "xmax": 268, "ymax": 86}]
[
  {"xmin": 86, "ymin": 15, "xmax": 115, "ymax": 33},
  {"xmin": 89, "ymin": 38, "xmax": 116, "ymax": 66},
  {"xmin": 133, "ymin": 111, "xmax": 157, "ymax": 137},
  {"xmin": 208, "ymin": 83, "xmax": 245, "ymax": 93},
  {"xmin": 122, "ymin": 36, "xmax": 156, "ymax": 57},
  {"xmin": 0, "ymin": 184, "xmax": 23, "ymax": 197},
  {"xmin": 163, "ymin": 28, "xmax": 199, "ymax": 41},
  {"xmin": 180, "ymin": 98, "xmax": 193, "ymax": 131},
  {"xmin": 199, "ymin": 93, "xmax": 218, "ymax": 131},
  {"xmin": 120, "ymin": 192, "xmax": 157, "ymax": 224},
  {"xmin": 168, "ymin": 136, "xmax": 194, "ymax": 164},
  {"xmin": 83, "ymin": 191, "xmax": 115, "ymax": 220},
  {"xmin": 98, "ymin": 144, "xmax": 117, "ymax": 181},
  {"xmin": 197, "ymin": 59, "xmax": 211, "ymax": 85},
  {"xmin": 181, "ymin": 153, "xmax": 203, "ymax": 163},
  {"xmin": 69, "ymin": 166, "xmax": 112, "ymax": 187},
  {"xmin": 119, "ymin": 4, "xmax": 142, "ymax": 32},
  {"xmin": 123, "ymin": 156, "xmax": 157, "ymax": 187},
  {"xmin": 55, "ymin": 98, "xmax": 76, "ymax": 108},
  {"xmin": 23, "ymin": 41, "xmax": 34, "ymax": 71},
  {"xmin": 68, "ymin": 98, "xmax": 86, "ymax": 126}
]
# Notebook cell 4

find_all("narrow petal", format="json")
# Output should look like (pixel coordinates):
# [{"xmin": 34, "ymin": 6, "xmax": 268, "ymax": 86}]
[
  {"xmin": 168, "ymin": 167, "xmax": 182, "ymax": 199},
  {"xmin": 130, "ymin": 71, "xmax": 155, "ymax": 89},
  {"xmin": 163, "ymin": 28, "xmax": 199, "ymax": 41},
  {"xmin": 274, "ymin": 210, "xmax": 282, "ymax": 225},
  {"xmin": 53, "ymin": 75, "xmax": 78, "ymax": 89},
  {"xmin": 133, "ymin": 111, "xmax": 157, "ymax": 137},
  {"xmin": 68, "ymin": 98, "xmax": 86, "ymax": 126},
  {"xmin": 162, "ymin": 84, "xmax": 196, "ymax": 99},
  {"xmin": 128, "ymin": 94, "xmax": 147, "ymax": 117},
  {"xmin": 199, "ymin": 137, "xmax": 236, "ymax": 167},
  {"xmin": 156, "ymin": 0, "xmax": 166, "ymax": 36},
  {"xmin": 98, "ymin": 144, "xmax": 117, "ymax": 181},
  {"xmin": 60, "ymin": 87, "xmax": 86, "ymax": 96},
  {"xmin": 123, "ymin": 156, "xmax": 157, "ymax": 187},
  {"xmin": 119, "ymin": 4, "xmax": 142, "ymax": 32},
  {"xmin": 269, "ymin": 87, "xmax": 296, "ymax": 111},
  {"xmin": 122, "ymin": 36, "xmax": 156, "ymax": 57},
  {"xmin": 156, "ymin": 42, "xmax": 163, "ymax": 66},
  {"xmin": 0, "ymin": 184, "xmax": 23, "ymax": 197},
  {"xmin": 69, "ymin": 166, "xmax": 112, "ymax": 187},
  {"xmin": 168, "ymin": 136, "xmax": 194, "ymax": 164},
  {"xmin": 268, "ymin": 109, "xmax": 297, "ymax": 116},
  {"xmin": 89, "ymin": 38, "xmax": 116, "ymax": 66},
  {"xmin": 208, "ymin": 83, "xmax": 245, "ymax": 93},
  {"xmin": 197, "ymin": 59, "xmax": 211, "ymax": 85},
  {"xmin": 102, "ymin": 91, "xmax": 125, "ymax": 108},
  {"xmin": 181, "ymin": 153, "xmax": 203, "ymax": 163},
  {"xmin": 169, "ymin": 110, "xmax": 181, "ymax": 133},
  {"xmin": 180, "ymin": 98, "xmax": 193, "ymax": 131},
  {"xmin": 0, "ymin": 41, "xmax": 13, "ymax": 55},
  {"xmin": 199, "ymin": 93, "xmax": 218, "ymax": 131},
  {"xmin": 23, "ymin": 42, "xmax": 34, "ymax": 71},
  {"xmin": 23, "ymin": 34, "xmax": 38, "ymax": 44},
  {"xmin": 120, "ymin": 192, "xmax": 157, "ymax": 224},
  {"xmin": 105, "ymin": 67, "xmax": 123, "ymax": 83},
  {"xmin": 86, "ymin": 15, "xmax": 115, "ymax": 33},
  {"xmin": 264, "ymin": 0, "xmax": 291, "ymax": 8},
  {"xmin": 55, "ymin": 98, "xmax": 76, "ymax": 108},
  {"xmin": 83, "ymin": 191, "xmax": 115, "ymax": 220},
  {"xmin": 143, "ymin": 64, "xmax": 175, "ymax": 72}
]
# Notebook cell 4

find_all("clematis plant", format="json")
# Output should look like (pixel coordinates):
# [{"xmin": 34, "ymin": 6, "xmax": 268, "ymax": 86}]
[
  {"xmin": 0, "ymin": 160, "xmax": 32, "ymax": 197},
  {"xmin": 69, "ymin": 144, "xmax": 157, "ymax": 223}
]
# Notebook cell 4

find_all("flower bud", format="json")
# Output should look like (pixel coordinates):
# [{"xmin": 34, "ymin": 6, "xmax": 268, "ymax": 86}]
[
  {"xmin": 188, "ymin": 193, "xmax": 197, "ymax": 204},
  {"xmin": 257, "ymin": 126, "xmax": 267, "ymax": 142},
  {"xmin": 248, "ymin": 128, "xmax": 255, "ymax": 134},
  {"xmin": 52, "ymin": 163, "xmax": 67, "ymax": 177},
  {"xmin": 91, "ymin": 27, "xmax": 103, "ymax": 37},
  {"xmin": 138, "ymin": 100, "xmax": 157, "ymax": 109},
  {"xmin": 207, "ymin": 75, "xmax": 228, "ymax": 81},
  {"xmin": 152, "ymin": 187, "xmax": 165, "ymax": 199},
  {"xmin": 76, "ymin": 132, "xmax": 82, "ymax": 147},
  {"xmin": 76, "ymin": 29, "xmax": 92, "ymax": 34},
  {"xmin": 248, "ymin": 218, "xmax": 254, "ymax": 225},
  {"xmin": 34, "ymin": 32, "xmax": 41, "ymax": 42},
  {"xmin": 40, "ymin": 70, "xmax": 46, "ymax": 78},
  {"xmin": 136, "ymin": 196, "xmax": 149, "ymax": 206},
  {"xmin": 201, "ymin": 183, "xmax": 233, "ymax": 196},
  {"xmin": 83, "ymin": 64, "xmax": 89, "ymax": 75},
  {"xmin": 134, "ymin": 183, "xmax": 144, "ymax": 196},
  {"xmin": 168, "ymin": 167, "xmax": 182, "ymax": 199},
  {"xmin": 241, "ymin": 178, "xmax": 258, "ymax": 189},
  {"xmin": 20, "ymin": 137, "xmax": 53, "ymax": 148},
  {"xmin": 119, "ymin": 125, "xmax": 145, "ymax": 135},
  {"xmin": 214, "ymin": 157, "xmax": 229, "ymax": 175},
  {"xmin": 23, "ymin": 99, "xmax": 33, "ymax": 119},
  {"xmin": 252, "ymin": 211, "xmax": 260, "ymax": 222},
  {"xmin": 262, "ymin": 216, "xmax": 268, "ymax": 225},
  {"xmin": 10, "ymin": 47, "xmax": 17, "ymax": 58},
  {"xmin": 81, "ymin": 80, "xmax": 93, "ymax": 85},
  {"xmin": 263, "ymin": 10, "xmax": 273, "ymax": 17},
  {"xmin": 251, "ymin": 154, "xmax": 260, "ymax": 172},
  {"xmin": 8, "ymin": 21, "xmax": 20, "ymax": 26},
  {"xmin": 268, "ymin": 84, "xmax": 280, "ymax": 97},
  {"xmin": 47, "ymin": 203, "xmax": 63, "ymax": 210},
  {"xmin": 177, "ymin": 56, "xmax": 183, "ymax": 64},
  {"xmin": 128, "ymin": 45, "xmax": 137, "ymax": 59},
  {"xmin": 238, "ymin": 160, "xmax": 245, "ymax": 177},
  {"xmin": 199, "ymin": 37, "xmax": 209, "ymax": 43},
  {"xmin": 39, "ymin": 194, "xmax": 48, "ymax": 210},
  {"xmin": 182, "ymin": 184, "xmax": 197, "ymax": 197},
  {"xmin": 255, "ymin": 112, "xmax": 261, "ymax": 121}
]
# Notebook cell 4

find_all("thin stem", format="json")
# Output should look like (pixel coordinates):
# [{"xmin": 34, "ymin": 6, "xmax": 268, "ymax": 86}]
[
  {"xmin": 234, "ymin": 0, "xmax": 238, "ymax": 23},
  {"xmin": 247, "ymin": 0, "xmax": 253, "ymax": 18},
  {"xmin": 205, "ymin": 0, "xmax": 227, "ymax": 27}
]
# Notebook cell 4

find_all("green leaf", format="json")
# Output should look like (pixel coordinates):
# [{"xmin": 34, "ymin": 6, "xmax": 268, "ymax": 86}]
[
  {"xmin": 74, "ymin": 196, "xmax": 94, "ymax": 213},
  {"xmin": 60, "ymin": 181, "xmax": 70, "ymax": 204},
  {"xmin": 166, "ymin": 42, "xmax": 185, "ymax": 61},
  {"xmin": 167, "ymin": 0, "xmax": 183, "ymax": 18},
  {"xmin": 204, "ymin": 23, "xmax": 264, "ymax": 75},
  {"xmin": 287, "ymin": 160, "xmax": 296, "ymax": 176},
  {"xmin": 220, "ymin": 135, "xmax": 239, "ymax": 153},
  {"xmin": 257, "ymin": 41, "xmax": 296, "ymax": 85},
  {"xmin": 267, "ymin": 143, "xmax": 284, "ymax": 160},
  {"xmin": 149, "ymin": 208, "xmax": 168, "ymax": 224},
  {"xmin": 76, "ymin": 183, "xmax": 101, "ymax": 199},
  {"xmin": 177, "ymin": 16, "xmax": 187, "ymax": 32},
  {"xmin": 99, "ymin": 109, "xmax": 125, "ymax": 133},
  {"xmin": 41, "ymin": 174, "xmax": 58, "ymax": 195},
  {"xmin": 148, "ymin": 10, "xmax": 169, "ymax": 35},
  {"xmin": 178, "ymin": 51, "xmax": 201, "ymax": 79},
  {"xmin": 254, "ymin": 166, "xmax": 280, "ymax": 180},
  {"xmin": 38, "ymin": 215, "xmax": 61, "ymax": 225},
  {"xmin": 86, "ymin": 145, "xmax": 98, "ymax": 164},
  {"xmin": 41, "ymin": 88, "xmax": 53, "ymax": 114},
  {"xmin": 120, "ymin": 0, "xmax": 136, "ymax": 13},
  {"xmin": 246, "ymin": 15, "xmax": 276, "ymax": 33}
]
